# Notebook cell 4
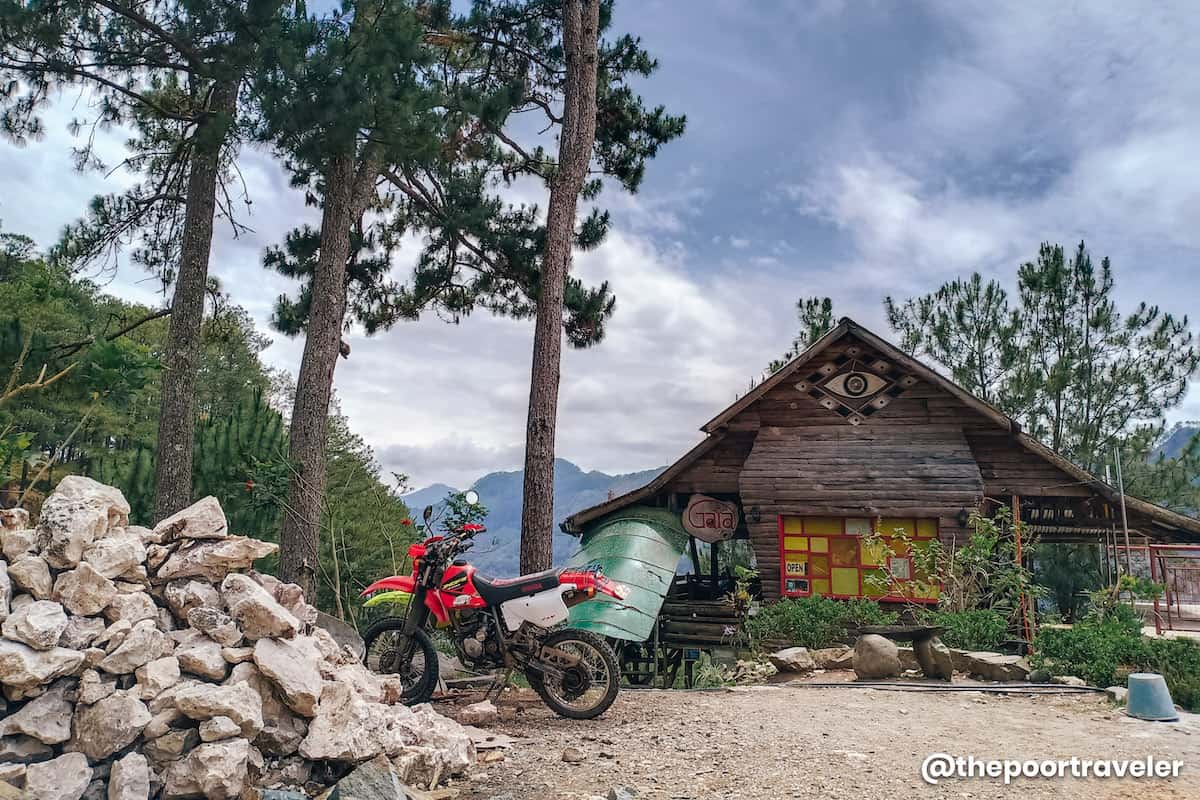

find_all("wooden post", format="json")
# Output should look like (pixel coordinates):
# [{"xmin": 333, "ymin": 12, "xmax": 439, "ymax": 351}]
[{"xmin": 1011, "ymin": 495, "xmax": 1033, "ymax": 646}]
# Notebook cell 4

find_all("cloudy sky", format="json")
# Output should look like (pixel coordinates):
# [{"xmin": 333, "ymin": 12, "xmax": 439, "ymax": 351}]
[{"xmin": 4, "ymin": 1, "xmax": 1200, "ymax": 489}]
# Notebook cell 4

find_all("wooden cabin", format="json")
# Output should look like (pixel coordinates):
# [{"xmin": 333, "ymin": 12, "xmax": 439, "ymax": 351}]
[{"xmin": 563, "ymin": 318, "xmax": 1200, "ymax": 609}]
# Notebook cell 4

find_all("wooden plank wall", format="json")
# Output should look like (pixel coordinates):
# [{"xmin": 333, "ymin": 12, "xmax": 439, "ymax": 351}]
[
  {"xmin": 739, "ymin": 424, "xmax": 984, "ymax": 599},
  {"xmin": 964, "ymin": 430, "xmax": 1092, "ymax": 497}
]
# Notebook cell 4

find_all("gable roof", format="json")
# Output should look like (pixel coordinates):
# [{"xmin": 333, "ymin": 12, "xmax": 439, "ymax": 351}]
[{"xmin": 564, "ymin": 317, "xmax": 1200, "ymax": 537}]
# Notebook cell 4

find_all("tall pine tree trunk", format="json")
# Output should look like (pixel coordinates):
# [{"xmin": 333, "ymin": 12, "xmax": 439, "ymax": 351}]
[
  {"xmin": 519, "ymin": 0, "xmax": 601, "ymax": 573},
  {"xmin": 153, "ymin": 82, "xmax": 237, "ymax": 522},
  {"xmin": 279, "ymin": 149, "xmax": 380, "ymax": 599}
]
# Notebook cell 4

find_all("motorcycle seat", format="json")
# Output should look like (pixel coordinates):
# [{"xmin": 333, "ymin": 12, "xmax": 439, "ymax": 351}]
[{"xmin": 474, "ymin": 568, "xmax": 563, "ymax": 606}]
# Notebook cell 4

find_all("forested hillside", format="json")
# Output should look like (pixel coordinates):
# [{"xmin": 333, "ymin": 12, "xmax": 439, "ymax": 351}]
[{"xmin": 0, "ymin": 229, "xmax": 414, "ymax": 621}]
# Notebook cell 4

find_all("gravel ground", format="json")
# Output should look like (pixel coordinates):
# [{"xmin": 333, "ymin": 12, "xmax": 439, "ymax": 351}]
[{"xmin": 446, "ymin": 680, "xmax": 1200, "ymax": 800}]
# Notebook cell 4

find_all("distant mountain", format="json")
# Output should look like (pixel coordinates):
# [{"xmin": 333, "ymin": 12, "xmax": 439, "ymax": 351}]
[
  {"xmin": 401, "ymin": 459, "xmax": 663, "ymax": 577},
  {"xmin": 1157, "ymin": 423, "xmax": 1200, "ymax": 460}
]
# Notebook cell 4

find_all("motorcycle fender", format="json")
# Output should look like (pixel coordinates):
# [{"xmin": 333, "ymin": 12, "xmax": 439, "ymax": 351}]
[
  {"xmin": 499, "ymin": 586, "xmax": 573, "ymax": 632},
  {"xmin": 360, "ymin": 576, "xmax": 416, "ymax": 597}
]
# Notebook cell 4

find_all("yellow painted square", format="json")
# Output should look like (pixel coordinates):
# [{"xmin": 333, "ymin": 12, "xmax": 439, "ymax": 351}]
[
  {"xmin": 831, "ymin": 538, "xmax": 858, "ymax": 567},
  {"xmin": 811, "ymin": 579, "xmax": 830, "ymax": 596},
  {"xmin": 881, "ymin": 518, "xmax": 914, "ymax": 536},
  {"xmin": 831, "ymin": 567, "xmax": 859, "ymax": 596},
  {"xmin": 810, "ymin": 555, "xmax": 829, "ymax": 578},
  {"xmin": 810, "ymin": 537, "xmax": 829, "ymax": 553},
  {"xmin": 804, "ymin": 517, "xmax": 843, "ymax": 535},
  {"xmin": 844, "ymin": 518, "xmax": 872, "ymax": 536},
  {"xmin": 782, "ymin": 517, "xmax": 805, "ymax": 534},
  {"xmin": 916, "ymin": 519, "xmax": 938, "ymax": 538},
  {"xmin": 890, "ymin": 537, "xmax": 910, "ymax": 556},
  {"xmin": 860, "ymin": 539, "xmax": 886, "ymax": 567},
  {"xmin": 862, "ymin": 568, "xmax": 888, "ymax": 597},
  {"xmin": 784, "ymin": 536, "xmax": 808, "ymax": 551}
]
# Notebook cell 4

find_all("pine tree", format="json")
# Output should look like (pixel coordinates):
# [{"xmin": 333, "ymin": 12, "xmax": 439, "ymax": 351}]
[
  {"xmin": 0, "ymin": 0, "xmax": 288, "ymax": 521},
  {"xmin": 767, "ymin": 296, "xmax": 835, "ymax": 375}
]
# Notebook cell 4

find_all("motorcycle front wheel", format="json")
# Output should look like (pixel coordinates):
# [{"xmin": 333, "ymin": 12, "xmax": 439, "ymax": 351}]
[
  {"xmin": 526, "ymin": 629, "xmax": 620, "ymax": 719},
  {"xmin": 362, "ymin": 618, "xmax": 439, "ymax": 705}
]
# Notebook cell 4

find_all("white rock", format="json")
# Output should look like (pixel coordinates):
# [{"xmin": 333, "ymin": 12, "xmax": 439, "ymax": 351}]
[
  {"xmin": 174, "ymin": 630, "xmax": 227, "ymax": 681},
  {"xmin": 0, "ymin": 561, "xmax": 9, "ymax": 623},
  {"xmin": 162, "ymin": 580, "xmax": 222, "ymax": 621},
  {"xmin": 0, "ymin": 508, "xmax": 29, "ymax": 532},
  {"xmin": 78, "ymin": 669, "xmax": 117, "ymax": 705},
  {"xmin": 70, "ymin": 690, "xmax": 150, "ymax": 761},
  {"xmin": 161, "ymin": 738, "xmax": 250, "ymax": 800},
  {"xmin": 853, "ymin": 634, "xmax": 902, "ymax": 679},
  {"xmin": 186, "ymin": 606, "xmax": 242, "ymax": 647},
  {"xmin": 98, "ymin": 619, "xmax": 167, "ymax": 674},
  {"xmin": 143, "ymin": 727, "xmax": 200, "ymax": 769},
  {"xmin": 1, "ymin": 600, "xmax": 68, "ymax": 650},
  {"xmin": 221, "ymin": 574, "xmax": 299, "ymax": 641},
  {"xmin": 58, "ymin": 615, "xmax": 106, "ymax": 650},
  {"xmin": 407, "ymin": 703, "xmax": 476, "ymax": 776},
  {"xmin": 108, "ymin": 752, "xmax": 150, "ymax": 800},
  {"xmin": 103, "ymin": 592, "xmax": 158, "ymax": 626},
  {"xmin": 457, "ymin": 699, "xmax": 499, "ymax": 726},
  {"xmin": 53, "ymin": 563, "xmax": 118, "ymax": 616},
  {"xmin": 198, "ymin": 716, "xmax": 241, "ymax": 742},
  {"xmin": 145, "ymin": 544, "xmax": 171, "ymax": 571},
  {"xmin": 96, "ymin": 618, "xmax": 132, "ymax": 651},
  {"xmin": 153, "ymin": 497, "xmax": 228, "ymax": 543},
  {"xmin": 45, "ymin": 476, "xmax": 130, "ymax": 527},
  {"xmin": 82, "ymin": 532, "xmax": 146, "ymax": 579},
  {"xmin": 155, "ymin": 536, "xmax": 277, "ymax": 583},
  {"xmin": 220, "ymin": 646, "xmax": 253, "ymax": 664},
  {"xmin": 0, "ymin": 761, "xmax": 25, "ymax": 785},
  {"xmin": 25, "ymin": 752, "xmax": 92, "ymax": 800},
  {"xmin": 135, "ymin": 656, "xmax": 181, "ymax": 698},
  {"xmin": 225, "ymin": 663, "xmax": 307, "ymax": 757},
  {"xmin": 8, "ymin": 555, "xmax": 52, "ymax": 600},
  {"xmin": 173, "ymin": 680, "xmax": 263, "ymax": 738},
  {"xmin": 0, "ymin": 679, "xmax": 73, "ymax": 743},
  {"xmin": 299, "ymin": 682, "xmax": 417, "ymax": 762},
  {"xmin": 0, "ymin": 639, "xmax": 84, "ymax": 694},
  {"xmin": 252, "ymin": 636, "xmax": 324, "ymax": 717},
  {"xmin": 1, "ymin": 528, "xmax": 36, "ymax": 561}
]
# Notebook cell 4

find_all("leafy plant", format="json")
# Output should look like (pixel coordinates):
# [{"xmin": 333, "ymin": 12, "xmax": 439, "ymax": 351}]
[
  {"xmin": 916, "ymin": 608, "xmax": 1008, "ymax": 651},
  {"xmin": 746, "ymin": 595, "xmax": 896, "ymax": 649}
]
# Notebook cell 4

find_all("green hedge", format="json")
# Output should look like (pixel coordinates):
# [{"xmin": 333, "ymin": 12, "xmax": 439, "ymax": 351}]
[
  {"xmin": 917, "ymin": 608, "xmax": 1009, "ymax": 652},
  {"xmin": 1033, "ymin": 606, "xmax": 1200, "ymax": 711},
  {"xmin": 747, "ymin": 596, "xmax": 896, "ymax": 649}
]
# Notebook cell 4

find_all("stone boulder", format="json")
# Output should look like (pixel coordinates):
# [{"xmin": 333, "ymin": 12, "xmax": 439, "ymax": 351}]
[
  {"xmin": 811, "ymin": 646, "xmax": 854, "ymax": 670},
  {"xmin": 8, "ymin": 555, "xmax": 52, "ymax": 600},
  {"xmin": 58, "ymin": 615, "xmax": 105, "ymax": 650},
  {"xmin": 152, "ymin": 496, "xmax": 229, "ymax": 544},
  {"xmin": 457, "ymin": 699, "xmax": 499, "ymax": 726},
  {"xmin": 959, "ymin": 651, "xmax": 1030, "ymax": 682},
  {"xmin": 225, "ymin": 663, "xmax": 308, "ymax": 758},
  {"xmin": 767, "ymin": 646, "xmax": 816, "ymax": 673},
  {"xmin": 322, "ymin": 754, "xmax": 409, "ymax": 800},
  {"xmin": 135, "ymin": 656, "xmax": 182, "ymax": 698},
  {"xmin": 0, "ymin": 639, "xmax": 84, "ymax": 696},
  {"xmin": 1, "ymin": 599, "xmax": 68, "ymax": 650},
  {"xmin": 221, "ymin": 574, "xmax": 300, "ymax": 641},
  {"xmin": 298, "ymin": 683, "xmax": 417, "ymax": 762},
  {"xmin": 914, "ymin": 636, "xmax": 954, "ymax": 680},
  {"xmin": 852, "ymin": 634, "xmax": 901, "ymax": 679},
  {"xmin": 0, "ymin": 679, "xmax": 73, "ymax": 743},
  {"xmin": 161, "ymin": 737, "xmax": 251, "ymax": 800},
  {"xmin": 186, "ymin": 606, "xmax": 242, "ymax": 647},
  {"xmin": 174, "ymin": 629, "xmax": 228, "ymax": 681},
  {"xmin": 25, "ymin": 752, "xmax": 92, "ymax": 800},
  {"xmin": 104, "ymin": 591, "xmax": 159, "ymax": 625},
  {"xmin": 173, "ymin": 680, "xmax": 264, "ymax": 738},
  {"xmin": 155, "ymin": 537, "xmax": 277, "ymax": 584},
  {"xmin": 99, "ymin": 619, "xmax": 168, "ymax": 675},
  {"xmin": 53, "ymin": 563, "xmax": 118, "ymax": 616},
  {"xmin": 0, "ymin": 508, "xmax": 29, "ymax": 533},
  {"xmin": 109, "ymin": 752, "xmax": 151, "ymax": 800},
  {"xmin": 44, "ymin": 475, "xmax": 130, "ymax": 527},
  {"xmin": 252, "ymin": 636, "xmax": 324, "ymax": 716},
  {"xmin": 1, "ymin": 528, "xmax": 36, "ymax": 561},
  {"xmin": 70, "ymin": 690, "xmax": 151, "ymax": 761},
  {"xmin": 81, "ymin": 531, "xmax": 146, "ymax": 579},
  {"xmin": 163, "ymin": 579, "xmax": 222, "ymax": 621}
]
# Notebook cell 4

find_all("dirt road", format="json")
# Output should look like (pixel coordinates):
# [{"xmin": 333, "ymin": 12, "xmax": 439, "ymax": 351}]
[{"xmin": 451, "ymin": 683, "xmax": 1200, "ymax": 800}]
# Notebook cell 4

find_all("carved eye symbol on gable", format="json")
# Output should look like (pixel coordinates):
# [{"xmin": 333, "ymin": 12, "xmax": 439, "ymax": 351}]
[{"xmin": 822, "ymin": 370, "xmax": 889, "ymax": 399}]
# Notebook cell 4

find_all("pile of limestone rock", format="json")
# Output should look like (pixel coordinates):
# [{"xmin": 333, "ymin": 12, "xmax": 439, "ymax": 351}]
[{"xmin": 0, "ymin": 477, "xmax": 474, "ymax": 800}]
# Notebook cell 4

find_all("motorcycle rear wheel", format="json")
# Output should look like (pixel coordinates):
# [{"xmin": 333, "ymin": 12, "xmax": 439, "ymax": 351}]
[
  {"xmin": 525, "ymin": 629, "xmax": 620, "ymax": 719},
  {"xmin": 362, "ymin": 618, "xmax": 438, "ymax": 705}
]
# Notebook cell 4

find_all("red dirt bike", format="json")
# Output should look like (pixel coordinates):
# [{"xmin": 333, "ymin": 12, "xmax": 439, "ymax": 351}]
[{"xmin": 360, "ymin": 498, "xmax": 628, "ymax": 719}]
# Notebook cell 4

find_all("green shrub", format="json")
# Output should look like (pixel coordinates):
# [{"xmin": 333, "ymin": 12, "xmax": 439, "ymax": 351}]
[
  {"xmin": 747, "ymin": 596, "xmax": 896, "ymax": 649},
  {"xmin": 1032, "ymin": 606, "xmax": 1200, "ymax": 712},
  {"xmin": 918, "ymin": 608, "xmax": 1008, "ymax": 651}
]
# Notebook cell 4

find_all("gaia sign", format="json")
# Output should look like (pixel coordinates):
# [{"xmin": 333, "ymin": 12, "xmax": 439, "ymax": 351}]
[{"xmin": 683, "ymin": 494, "xmax": 739, "ymax": 542}]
